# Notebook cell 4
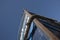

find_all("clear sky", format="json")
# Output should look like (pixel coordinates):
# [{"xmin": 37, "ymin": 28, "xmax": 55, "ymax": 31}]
[{"xmin": 0, "ymin": 0, "xmax": 60, "ymax": 40}]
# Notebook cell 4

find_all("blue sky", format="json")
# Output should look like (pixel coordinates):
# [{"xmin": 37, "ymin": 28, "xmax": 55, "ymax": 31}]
[{"xmin": 0, "ymin": 0, "xmax": 60, "ymax": 40}]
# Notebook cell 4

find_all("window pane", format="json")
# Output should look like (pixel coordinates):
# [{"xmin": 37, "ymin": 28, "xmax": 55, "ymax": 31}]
[{"xmin": 33, "ymin": 26, "xmax": 50, "ymax": 40}]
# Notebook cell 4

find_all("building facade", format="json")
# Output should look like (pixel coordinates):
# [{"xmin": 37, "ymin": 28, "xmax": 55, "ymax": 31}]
[{"xmin": 18, "ymin": 10, "xmax": 60, "ymax": 40}]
